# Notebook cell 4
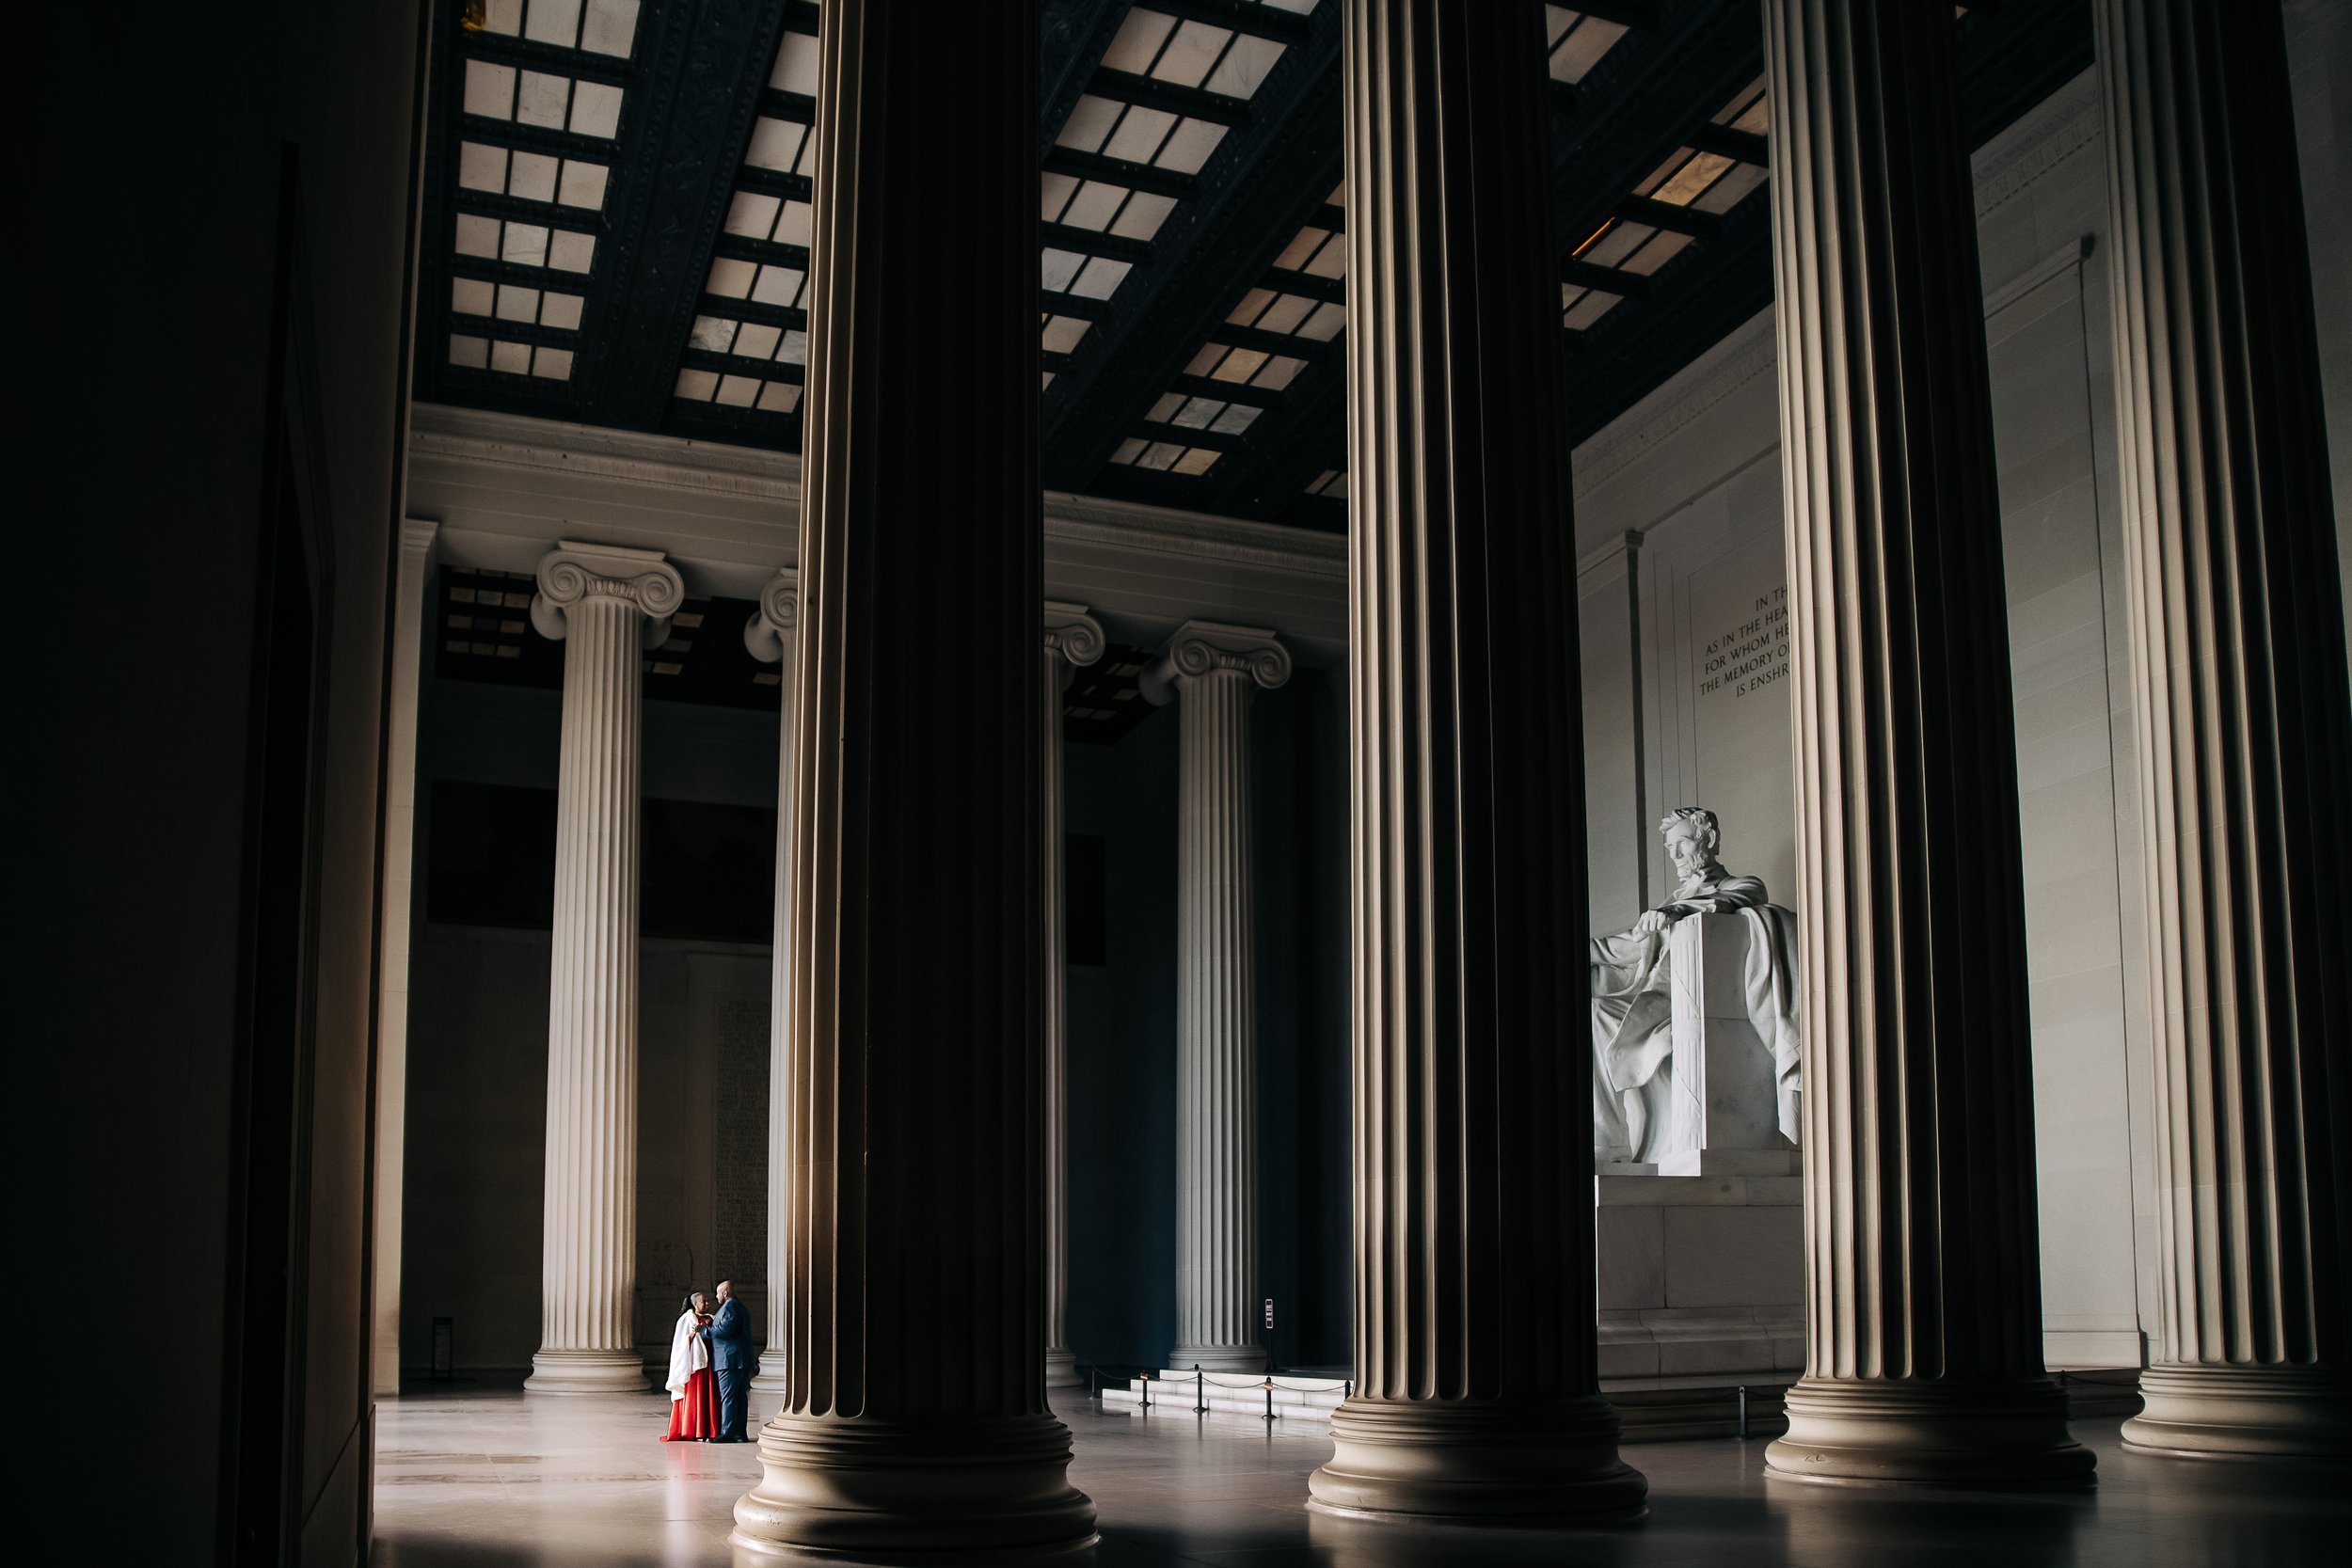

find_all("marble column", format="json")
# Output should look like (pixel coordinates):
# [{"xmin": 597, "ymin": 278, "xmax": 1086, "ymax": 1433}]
[
  {"xmin": 373, "ymin": 517, "xmax": 437, "ymax": 1399},
  {"xmin": 2094, "ymin": 0, "xmax": 2352, "ymax": 1462},
  {"xmin": 1309, "ymin": 0, "xmax": 1644, "ymax": 1521},
  {"xmin": 729, "ymin": 0, "xmax": 1094, "ymax": 1555},
  {"xmin": 524, "ymin": 540, "xmax": 682, "ymax": 1393},
  {"xmin": 1142, "ymin": 620, "xmax": 1290, "ymax": 1376},
  {"xmin": 1043, "ymin": 602, "xmax": 1104, "ymax": 1390},
  {"xmin": 745, "ymin": 567, "xmax": 800, "ymax": 1410},
  {"xmin": 1758, "ymin": 0, "xmax": 2091, "ymax": 1487}
]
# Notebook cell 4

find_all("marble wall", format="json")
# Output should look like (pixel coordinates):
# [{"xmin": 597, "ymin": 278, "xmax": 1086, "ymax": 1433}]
[
  {"xmin": 401, "ymin": 642, "xmax": 1354, "ymax": 1376},
  {"xmin": 1570, "ymin": 59, "xmax": 2351, "ymax": 1370}
]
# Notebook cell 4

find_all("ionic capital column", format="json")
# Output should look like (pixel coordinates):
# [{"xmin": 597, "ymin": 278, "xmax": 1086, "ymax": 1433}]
[
  {"xmin": 1042, "ymin": 602, "xmax": 1104, "ymax": 1391},
  {"xmin": 730, "ymin": 0, "xmax": 1094, "ymax": 1555},
  {"xmin": 1142, "ymin": 620, "xmax": 1288, "ymax": 1376},
  {"xmin": 2094, "ymin": 0, "xmax": 2352, "ymax": 1462},
  {"xmin": 747, "ymin": 567, "xmax": 801, "ymax": 1406},
  {"xmin": 1311, "ymin": 0, "xmax": 1643, "ymax": 1523},
  {"xmin": 525, "ymin": 540, "xmax": 682, "ymax": 1394},
  {"xmin": 1759, "ymin": 0, "xmax": 2090, "ymax": 1487}
]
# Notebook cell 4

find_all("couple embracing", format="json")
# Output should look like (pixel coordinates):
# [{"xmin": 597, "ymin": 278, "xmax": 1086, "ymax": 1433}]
[{"xmin": 660, "ymin": 1279, "xmax": 752, "ymax": 1443}]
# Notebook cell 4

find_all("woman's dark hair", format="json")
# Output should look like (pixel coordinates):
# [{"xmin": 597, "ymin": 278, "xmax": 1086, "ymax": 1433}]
[{"xmin": 679, "ymin": 1293, "xmax": 696, "ymax": 1316}]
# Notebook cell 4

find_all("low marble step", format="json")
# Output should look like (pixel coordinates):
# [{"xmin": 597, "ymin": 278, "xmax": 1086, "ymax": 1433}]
[{"xmin": 1091, "ymin": 1369, "xmax": 2144, "ymax": 1439}]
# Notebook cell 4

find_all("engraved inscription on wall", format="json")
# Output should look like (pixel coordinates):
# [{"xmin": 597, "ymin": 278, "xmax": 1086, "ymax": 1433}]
[
  {"xmin": 1697, "ymin": 585, "xmax": 1788, "ymax": 701},
  {"xmin": 712, "ymin": 992, "xmax": 771, "ymax": 1287}
]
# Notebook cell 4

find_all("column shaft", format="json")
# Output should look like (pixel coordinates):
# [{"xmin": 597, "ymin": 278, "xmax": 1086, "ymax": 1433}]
[
  {"xmin": 731, "ymin": 0, "xmax": 1093, "ymax": 1554},
  {"xmin": 1043, "ymin": 604, "xmax": 1104, "ymax": 1390},
  {"xmin": 1759, "ymin": 0, "xmax": 2090, "ymax": 1486},
  {"xmin": 1150, "ymin": 625, "xmax": 1289, "ymax": 1374},
  {"xmin": 2094, "ymin": 0, "xmax": 2352, "ymax": 1461},
  {"xmin": 1311, "ymin": 0, "xmax": 1642, "ymax": 1522},
  {"xmin": 749, "ymin": 570, "xmax": 801, "ymax": 1405},
  {"xmin": 527, "ymin": 543, "xmax": 680, "ymax": 1393}
]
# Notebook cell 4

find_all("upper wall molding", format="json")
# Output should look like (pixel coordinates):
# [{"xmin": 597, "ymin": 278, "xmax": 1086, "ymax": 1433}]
[
  {"xmin": 410, "ymin": 403, "xmax": 1345, "ymax": 579},
  {"xmin": 1974, "ymin": 69, "xmax": 2102, "ymax": 222},
  {"xmin": 412, "ymin": 402, "xmax": 800, "ymax": 504},
  {"xmin": 1572, "ymin": 310, "xmax": 1778, "ymax": 504},
  {"xmin": 406, "ymin": 403, "xmax": 1350, "ymax": 659}
]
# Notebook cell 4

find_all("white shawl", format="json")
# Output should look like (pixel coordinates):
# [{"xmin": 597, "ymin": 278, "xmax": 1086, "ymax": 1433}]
[{"xmin": 665, "ymin": 1309, "xmax": 710, "ymax": 1401}]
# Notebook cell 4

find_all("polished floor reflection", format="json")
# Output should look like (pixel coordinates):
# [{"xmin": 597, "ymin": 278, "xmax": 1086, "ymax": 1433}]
[{"xmin": 373, "ymin": 1384, "xmax": 2339, "ymax": 1566}]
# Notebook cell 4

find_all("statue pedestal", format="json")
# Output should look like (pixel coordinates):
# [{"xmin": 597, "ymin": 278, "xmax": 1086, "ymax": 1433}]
[
  {"xmin": 1596, "ymin": 1173, "xmax": 1804, "ymax": 1380},
  {"xmin": 1657, "ymin": 913, "xmax": 1795, "ymax": 1175},
  {"xmin": 1594, "ymin": 913, "xmax": 1802, "ymax": 1377}
]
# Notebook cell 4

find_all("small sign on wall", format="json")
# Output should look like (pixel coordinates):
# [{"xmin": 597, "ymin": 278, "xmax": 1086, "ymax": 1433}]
[{"xmin": 1264, "ymin": 1298, "xmax": 1275, "ymax": 1329}]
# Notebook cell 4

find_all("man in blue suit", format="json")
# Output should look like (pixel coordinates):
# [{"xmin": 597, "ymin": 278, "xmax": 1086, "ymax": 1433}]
[{"xmin": 703, "ymin": 1279, "xmax": 753, "ymax": 1442}]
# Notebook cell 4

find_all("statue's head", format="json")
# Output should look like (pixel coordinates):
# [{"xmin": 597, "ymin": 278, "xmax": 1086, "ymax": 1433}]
[{"xmin": 1658, "ymin": 807, "xmax": 1722, "ymax": 881}]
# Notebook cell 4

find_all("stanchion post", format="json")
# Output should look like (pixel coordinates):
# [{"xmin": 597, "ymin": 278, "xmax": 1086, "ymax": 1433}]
[
  {"xmin": 1738, "ymin": 1385, "xmax": 1748, "ymax": 1441},
  {"xmin": 1194, "ymin": 1365, "xmax": 1205, "ymax": 1415},
  {"xmin": 1264, "ymin": 1379, "xmax": 1275, "ymax": 1422},
  {"xmin": 1140, "ymin": 1371, "xmax": 1150, "ymax": 1411}
]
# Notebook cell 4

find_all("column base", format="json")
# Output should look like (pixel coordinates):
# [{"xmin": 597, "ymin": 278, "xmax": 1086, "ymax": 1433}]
[
  {"xmin": 1169, "ymin": 1343, "xmax": 1266, "ymax": 1374},
  {"xmin": 1307, "ymin": 1395, "xmax": 1646, "ymax": 1522},
  {"xmin": 731, "ymin": 1413, "xmax": 1096, "ymax": 1560},
  {"xmin": 749, "ymin": 1351, "xmax": 791, "ymax": 1416},
  {"xmin": 1765, "ymin": 1376, "xmax": 2094, "ymax": 1489},
  {"xmin": 1044, "ymin": 1349, "xmax": 1081, "ymax": 1389},
  {"xmin": 2121, "ymin": 1364, "xmax": 2352, "ymax": 1463},
  {"xmin": 524, "ymin": 1349, "xmax": 649, "ymax": 1395}
]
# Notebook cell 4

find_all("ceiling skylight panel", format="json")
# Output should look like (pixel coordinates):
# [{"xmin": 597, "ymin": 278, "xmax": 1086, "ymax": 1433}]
[
  {"xmin": 1205, "ymin": 35, "xmax": 1285, "ymax": 99},
  {"xmin": 770, "ymin": 29, "xmax": 820, "ymax": 97},
  {"xmin": 1109, "ymin": 438, "xmax": 1222, "ymax": 477},
  {"xmin": 674, "ymin": 368, "xmax": 802, "ymax": 414},
  {"xmin": 1152, "ymin": 118, "xmax": 1229, "ymax": 174},
  {"xmin": 450, "ymin": 333, "xmax": 575, "ymax": 381},
  {"xmin": 475, "ymin": 0, "xmax": 641, "ymax": 57},
  {"xmin": 1560, "ymin": 283, "xmax": 1623, "ymax": 331},
  {"xmin": 1691, "ymin": 163, "xmax": 1766, "ymax": 214},
  {"xmin": 1041, "ymin": 314, "xmax": 1091, "ymax": 356},
  {"xmin": 1041, "ymin": 248, "xmax": 1131, "ymax": 303},
  {"xmin": 1104, "ymin": 7, "xmax": 1289, "ymax": 102},
  {"xmin": 1715, "ymin": 77, "xmax": 1769, "ymax": 136},
  {"xmin": 458, "ymin": 141, "xmax": 612, "ymax": 212},
  {"xmin": 1104, "ymin": 104, "xmax": 1179, "ymax": 164},
  {"xmin": 465, "ymin": 58, "xmax": 625, "ymax": 140},
  {"xmin": 1183, "ymin": 341, "xmax": 1308, "ymax": 390},
  {"xmin": 1271, "ymin": 224, "xmax": 1338, "ymax": 273},
  {"xmin": 1056, "ymin": 94, "xmax": 1228, "ymax": 176},
  {"xmin": 745, "ymin": 118, "xmax": 809, "ymax": 173},
  {"xmin": 1635, "ymin": 144, "xmax": 1763, "ymax": 213},
  {"xmin": 1102, "ymin": 8, "xmax": 1177, "ymax": 73},
  {"xmin": 1544, "ymin": 8, "xmax": 1629, "ymax": 84},
  {"xmin": 454, "ymin": 212, "xmax": 596, "ymax": 273}
]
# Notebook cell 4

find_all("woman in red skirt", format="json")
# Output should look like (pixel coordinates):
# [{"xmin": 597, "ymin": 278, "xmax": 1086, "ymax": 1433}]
[{"xmin": 662, "ymin": 1291, "xmax": 721, "ymax": 1441}]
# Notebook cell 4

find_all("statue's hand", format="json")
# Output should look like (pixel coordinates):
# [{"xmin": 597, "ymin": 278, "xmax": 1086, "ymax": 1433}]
[{"xmin": 1633, "ymin": 909, "xmax": 1670, "ymax": 936}]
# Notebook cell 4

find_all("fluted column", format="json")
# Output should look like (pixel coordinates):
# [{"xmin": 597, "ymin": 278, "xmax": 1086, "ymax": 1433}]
[
  {"xmin": 746, "ymin": 568, "xmax": 800, "ymax": 1409},
  {"xmin": 730, "ymin": 0, "xmax": 1093, "ymax": 1556},
  {"xmin": 1310, "ymin": 0, "xmax": 1643, "ymax": 1521},
  {"xmin": 1042, "ymin": 602, "xmax": 1104, "ymax": 1390},
  {"xmin": 1142, "ymin": 621, "xmax": 1290, "ymax": 1375},
  {"xmin": 524, "ymin": 540, "xmax": 682, "ymax": 1394},
  {"xmin": 373, "ymin": 517, "xmax": 437, "ymax": 1398},
  {"xmin": 1758, "ymin": 0, "xmax": 2091, "ymax": 1487},
  {"xmin": 2094, "ymin": 0, "xmax": 2352, "ymax": 1462}
]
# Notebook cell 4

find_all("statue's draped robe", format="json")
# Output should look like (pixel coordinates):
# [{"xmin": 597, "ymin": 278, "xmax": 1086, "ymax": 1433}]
[{"xmin": 1591, "ymin": 866, "xmax": 1799, "ymax": 1163}]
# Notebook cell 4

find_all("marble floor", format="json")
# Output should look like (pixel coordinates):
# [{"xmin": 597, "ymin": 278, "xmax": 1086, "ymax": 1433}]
[{"xmin": 373, "ymin": 1385, "xmax": 2341, "ymax": 1567}]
